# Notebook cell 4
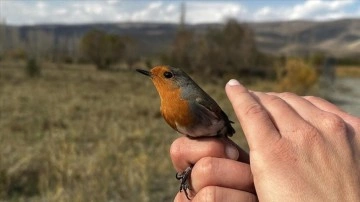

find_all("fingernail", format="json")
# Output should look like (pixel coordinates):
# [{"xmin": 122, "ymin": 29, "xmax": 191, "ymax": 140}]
[
  {"xmin": 227, "ymin": 79, "xmax": 240, "ymax": 86},
  {"xmin": 225, "ymin": 144, "xmax": 239, "ymax": 160}
]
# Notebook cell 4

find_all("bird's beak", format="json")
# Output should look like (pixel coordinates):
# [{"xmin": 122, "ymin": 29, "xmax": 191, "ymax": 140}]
[{"xmin": 136, "ymin": 69, "xmax": 152, "ymax": 77}]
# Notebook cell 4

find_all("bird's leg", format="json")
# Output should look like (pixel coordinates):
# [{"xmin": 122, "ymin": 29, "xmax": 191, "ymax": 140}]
[{"xmin": 175, "ymin": 166, "xmax": 193, "ymax": 200}]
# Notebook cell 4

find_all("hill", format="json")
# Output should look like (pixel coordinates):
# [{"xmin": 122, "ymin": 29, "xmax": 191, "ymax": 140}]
[
  {"xmin": 250, "ymin": 19, "xmax": 360, "ymax": 57},
  {"xmin": 1, "ymin": 19, "xmax": 360, "ymax": 58}
]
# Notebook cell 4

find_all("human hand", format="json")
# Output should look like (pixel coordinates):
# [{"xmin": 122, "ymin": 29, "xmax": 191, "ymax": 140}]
[
  {"xmin": 226, "ymin": 79, "xmax": 360, "ymax": 202},
  {"xmin": 171, "ymin": 136, "xmax": 256, "ymax": 201}
]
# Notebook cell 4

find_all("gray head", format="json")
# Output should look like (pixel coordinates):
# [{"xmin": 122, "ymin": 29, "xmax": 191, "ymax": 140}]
[{"xmin": 136, "ymin": 65, "xmax": 197, "ymax": 90}]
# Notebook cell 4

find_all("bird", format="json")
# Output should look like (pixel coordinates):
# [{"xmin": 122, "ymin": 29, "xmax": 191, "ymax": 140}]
[{"xmin": 136, "ymin": 65, "xmax": 235, "ymax": 199}]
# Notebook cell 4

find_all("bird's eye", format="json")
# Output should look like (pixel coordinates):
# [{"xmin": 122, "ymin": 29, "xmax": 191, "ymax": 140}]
[{"xmin": 163, "ymin": 71, "xmax": 173, "ymax": 78}]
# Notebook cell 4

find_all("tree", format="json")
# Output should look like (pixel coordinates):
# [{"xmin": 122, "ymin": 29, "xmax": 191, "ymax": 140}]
[
  {"xmin": 197, "ymin": 19, "xmax": 260, "ymax": 76},
  {"xmin": 164, "ymin": 19, "xmax": 270, "ymax": 77},
  {"xmin": 81, "ymin": 30, "xmax": 126, "ymax": 70},
  {"xmin": 122, "ymin": 36, "xmax": 139, "ymax": 69},
  {"xmin": 168, "ymin": 29, "xmax": 195, "ymax": 72}
]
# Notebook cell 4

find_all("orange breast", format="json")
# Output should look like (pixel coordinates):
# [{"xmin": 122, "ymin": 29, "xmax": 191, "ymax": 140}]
[{"xmin": 159, "ymin": 88, "xmax": 193, "ymax": 132}]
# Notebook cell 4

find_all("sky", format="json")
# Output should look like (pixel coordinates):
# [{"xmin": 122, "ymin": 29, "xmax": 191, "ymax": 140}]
[{"xmin": 0, "ymin": 0, "xmax": 360, "ymax": 25}]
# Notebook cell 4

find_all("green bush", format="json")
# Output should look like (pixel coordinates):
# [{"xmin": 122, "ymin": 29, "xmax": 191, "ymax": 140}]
[
  {"xmin": 25, "ymin": 58, "xmax": 41, "ymax": 78},
  {"xmin": 80, "ymin": 29, "xmax": 138, "ymax": 70}
]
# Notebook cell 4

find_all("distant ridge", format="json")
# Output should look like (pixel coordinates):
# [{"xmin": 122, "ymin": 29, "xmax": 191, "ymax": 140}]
[
  {"xmin": 2, "ymin": 19, "xmax": 360, "ymax": 58},
  {"xmin": 250, "ymin": 19, "xmax": 360, "ymax": 57}
]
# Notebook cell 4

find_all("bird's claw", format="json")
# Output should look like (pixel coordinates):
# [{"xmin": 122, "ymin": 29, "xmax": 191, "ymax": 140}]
[{"xmin": 176, "ymin": 166, "xmax": 192, "ymax": 200}]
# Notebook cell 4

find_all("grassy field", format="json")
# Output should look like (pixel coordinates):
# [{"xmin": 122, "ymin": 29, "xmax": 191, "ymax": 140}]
[
  {"xmin": 0, "ymin": 61, "xmax": 251, "ymax": 202},
  {"xmin": 336, "ymin": 65, "xmax": 360, "ymax": 77},
  {"xmin": 1, "ymin": 61, "xmax": 359, "ymax": 201}
]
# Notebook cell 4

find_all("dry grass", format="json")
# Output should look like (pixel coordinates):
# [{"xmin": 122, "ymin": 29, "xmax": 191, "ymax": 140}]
[
  {"xmin": 0, "ymin": 61, "xmax": 252, "ymax": 202},
  {"xmin": 336, "ymin": 65, "xmax": 360, "ymax": 78},
  {"xmin": 1, "ymin": 59, "xmax": 330, "ymax": 201}
]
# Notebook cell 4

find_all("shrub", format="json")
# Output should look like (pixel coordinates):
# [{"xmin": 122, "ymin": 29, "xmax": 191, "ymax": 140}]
[
  {"xmin": 81, "ymin": 30, "xmax": 126, "ymax": 70},
  {"xmin": 5, "ymin": 48, "xmax": 28, "ymax": 60},
  {"xmin": 277, "ymin": 58, "xmax": 318, "ymax": 95},
  {"xmin": 25, "ymin": 58, "xmax": 41, "ymax": 78},
  {"xmin": 145, "ymin": 58, "xmax": 153, "ymax": 69}
]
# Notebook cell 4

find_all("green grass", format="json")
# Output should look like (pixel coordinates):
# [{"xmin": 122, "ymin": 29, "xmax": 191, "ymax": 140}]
[{"xmin": 0, "ymin": 61, "xmax": 251, "ymax": 202}]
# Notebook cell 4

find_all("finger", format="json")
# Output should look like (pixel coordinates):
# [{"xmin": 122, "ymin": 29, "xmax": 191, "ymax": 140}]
[
  {"xmin": 191, "ymin": 157, "xmax": 255, "ymax": 194},
  {"xmin": 174, "ymin": 191, "xmax": 190, "ymax": 202},
  {"xmin": 304, "ymin": 96, "xmax": 360, "ymax": 124},
  {"xmin": 266, "ymin": 92, "xmax": 328, "ymax": 124},
  {"xmin": 267, "ymin": 92, "xmax": 352, "ymax": 143},
  {"xmin": 224, "ymin": 136, "xmax": 250, "ymax": 163},
  {"xmin": 193, "ymin": 186, "xmax": 257, "ymax": 202},
  {"xmin": 251, "ymin": 92, "xmax": 310, "ymax": 137},
  {"xmin": 304, "ymin": 96, "xmax": 360, "ymax": 149},
  {"xmin": 225, "ymin": 79, "xmax": 280, "ymax": 150},
  {"xmin": 174, "ymin": 186, "xmax": 257, "ymax": 202},
  {"xmin": 170, "ymin": 136, "xmax": 248, "ymax": 172}
]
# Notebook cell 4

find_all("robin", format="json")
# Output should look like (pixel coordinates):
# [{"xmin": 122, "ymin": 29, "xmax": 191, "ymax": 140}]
[{"xmin": 136, "ymin": 65, "xmax": 235, "ymax": 199}]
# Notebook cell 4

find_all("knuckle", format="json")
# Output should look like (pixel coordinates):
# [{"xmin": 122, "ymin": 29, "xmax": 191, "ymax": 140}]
[
  {"xmin": 321, "ymin": 113, "xmax": 347, "ymax": 133},
  {"xmin": 303, "ymin": 95, "xmax": 318, "ymax": 101},
  {"xmin": 170, "ymin": 138, "xmax": 185, "ymax": 161},
  {"xmin": 279, "ymin": 92, "xmax": 296, "ymax": 99},
  {"xmin": 192, "ymin": 157, "xmax": 220, "ymax": 189},
  {"xmin": 244, "ymin": 103, "xmax": 265, "ymax": 117},
  {"xmin": 194, "ymin": 157, "xmax": 218, "ymax": 180},
  {"xmin": 265, "ymin": 94, "xmax": 291, "ymax": 108},
  {"xmin": 266, "ymin": 94, "xmax": 283, "ymax": 103},
  {"xmin": 195, "ymin": 186, "xmax": 217, "ymax": 202}
]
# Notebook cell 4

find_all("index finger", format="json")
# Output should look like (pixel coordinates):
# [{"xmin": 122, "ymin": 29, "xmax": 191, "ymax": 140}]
[{"xmin": 225, "ymin": 79, "xmax": 280, "ymax": 150}]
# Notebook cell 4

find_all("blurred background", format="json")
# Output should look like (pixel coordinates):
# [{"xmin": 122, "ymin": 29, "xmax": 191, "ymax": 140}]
[{"xmin": 0, "ymin": 0, "xmax": 359, "ymax": 201}]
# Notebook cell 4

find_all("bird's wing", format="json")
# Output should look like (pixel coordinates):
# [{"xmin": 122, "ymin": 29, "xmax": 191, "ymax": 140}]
[
  {"xmin": 193, "ymin": 97, "xmax": 222, "ymax": 121},
  {"xmin": 196, "ymin": 97, "xmax": 235, "ymax": 136}
]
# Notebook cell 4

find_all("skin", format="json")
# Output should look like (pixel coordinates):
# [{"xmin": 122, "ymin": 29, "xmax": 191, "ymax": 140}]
[{"xmin": 171, "ymin": 79, "xmax": 360, "ymax": 202}]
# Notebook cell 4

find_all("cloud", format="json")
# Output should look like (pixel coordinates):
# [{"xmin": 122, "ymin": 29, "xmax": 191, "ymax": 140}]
[
  {"xmin": 0, "ymin": 0, "xmax": 120, "ymax": 24},
  {"xmin": 36, "ymin": 1, "xmax": 46, "ymax": 9},
  {"xmin": 253, "ymin": 0, "xmax": 357, "ymax": 21},
  {"xmin": 254, "ymin": 6, "xmax": 283, "ymax": 21},
  {"xmin": 186, "ymin": 2, "xmax": 246, "ymax": 23},
  {"xmin": 1, "ymin": 1, "xmax": 51, "ymax": 24},
  {"xmin": 0, "ymin": 0, "xmax": 247, "ymax": 25},
  {"xmin": 0, "ymin": 0, "xmax": 359, "ymax": 25},
  {"xmin": 83, "ymin": 3, "xmax": 103, "ymax": 15},
  {"xmin": 128, "ymin": 2, "xmax": 176, "ymax": 22},
  {"xmin": 148, "ymin": 1, "xmax": 163, "ymax": 10},
  {"xmin": 54, "ymin": 8, "xmax": 68, "ymax": 16},
  {"xmin": 314, "ymin": 12, "xmax": 348, "ymax": 20},
  {"xmin": 127, "ymin": 1, "xmax": 246, "ymax": 24},
  {"xmin": 289, "ymin": 0, "xmax": 354, "ymax": 20},
  {"xmin": 106, "ymin": 0, "xmax": 119, "ymax": 5}
]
